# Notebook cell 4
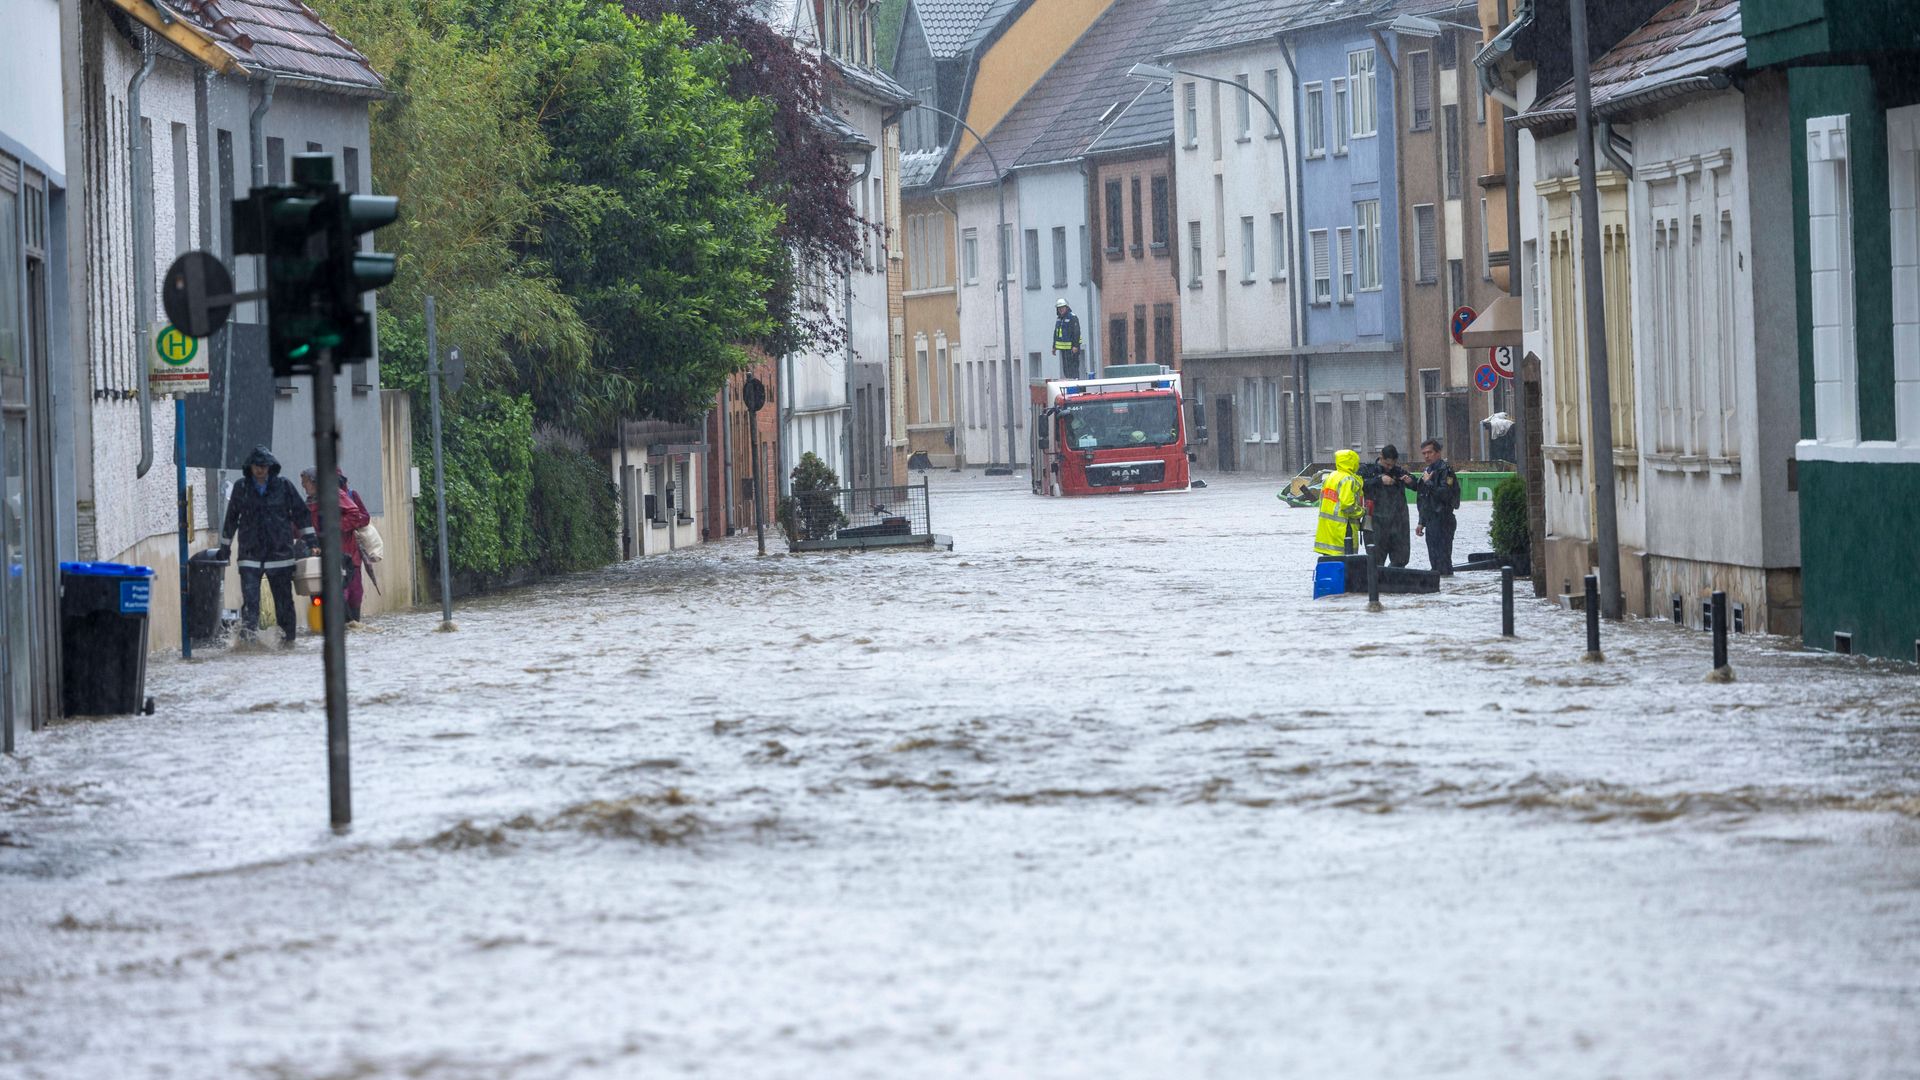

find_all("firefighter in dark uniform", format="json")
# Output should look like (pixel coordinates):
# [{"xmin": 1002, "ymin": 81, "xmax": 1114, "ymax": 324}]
[
  {"xmin": 1358, "ymin": 444, "xmax": 1414, "ymax": 568},
  {"xmin": 1412, "ymin": 437, "xmax": 1461, "ymax": 575},
  {"xmin": 217, "ymin": 445, "xmax": 316, "ymax": 643},
  {"xmin": 1053, "ymin": 298, "xmax": 1083, "ymax": 378}
]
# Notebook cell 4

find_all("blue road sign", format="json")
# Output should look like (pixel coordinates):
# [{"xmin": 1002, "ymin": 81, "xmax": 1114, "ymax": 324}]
[{"xmin": 1474, "ymin": 364, "xmax": 1500, "ymax": 392}]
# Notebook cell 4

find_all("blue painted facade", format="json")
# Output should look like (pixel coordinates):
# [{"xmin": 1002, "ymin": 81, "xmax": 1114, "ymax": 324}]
[{"xmin": 1290, "ymin": 18, "xmax": 1409, "ymax": 455}]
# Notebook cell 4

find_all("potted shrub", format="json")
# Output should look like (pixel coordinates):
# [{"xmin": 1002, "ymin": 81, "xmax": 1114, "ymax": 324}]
[{"xmin": 1489, "ymin": 473, "xmax": 1530, "ymax": 576}]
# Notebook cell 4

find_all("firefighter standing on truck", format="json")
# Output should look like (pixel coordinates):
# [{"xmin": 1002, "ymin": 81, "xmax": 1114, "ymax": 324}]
[
  {"xmin": 1314, "ymin": 449, "xmax": 1366, "ymax": 558},
  {"xmin": 1053, "ymin": 299, "xmax": 1083, "ymax": 379}
]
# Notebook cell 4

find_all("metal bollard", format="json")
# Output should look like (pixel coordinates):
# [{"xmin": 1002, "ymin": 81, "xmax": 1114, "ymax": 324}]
[
  {"xmin": 1709, "ymin": 589, "xmax": 1733, "ymax": 680},
  {"xmin": 1366, "ymin": 548, "xmax": 1383, "ymax": 612},
  {"xmin": 1584, "ymin": 573, "xmax": 1602, "ymax": 659},
  {"xmin": 1501, "ymin": 566, "xmax": 1515, "ymax": 637}
]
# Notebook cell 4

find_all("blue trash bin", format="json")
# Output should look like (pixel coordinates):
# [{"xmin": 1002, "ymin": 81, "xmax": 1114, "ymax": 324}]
[
  {"xmin": 59, "ymin": 562, "xmax": 155, "ymax": 717},
  {"xmin": 1313, "ymin": 559, "xmax": 1347, "ymax": 599}
]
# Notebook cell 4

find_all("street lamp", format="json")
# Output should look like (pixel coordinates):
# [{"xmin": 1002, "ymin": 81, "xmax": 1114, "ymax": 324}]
[
  {"xmin": 907, "ymin": 102, "xmax": 1019, "ymax": 469},
  {"xmin": 1128, "ymin": 60, "xmax": 1304, "ymax": 468}
]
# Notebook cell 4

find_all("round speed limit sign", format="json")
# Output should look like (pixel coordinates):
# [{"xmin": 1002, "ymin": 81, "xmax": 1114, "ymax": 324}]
[{"xmin": 1488, "ymin": 345, "xmax": 1516, "ymax": 380}]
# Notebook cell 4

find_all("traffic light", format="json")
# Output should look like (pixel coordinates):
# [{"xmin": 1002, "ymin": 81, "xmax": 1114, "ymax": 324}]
[
  {"xmin": 229, "ymin": 153, "xmax": 398, "ymax": 376},
  {"xmin": 326, "ymin": 190, "xmax": 398, "ymax": 364}
]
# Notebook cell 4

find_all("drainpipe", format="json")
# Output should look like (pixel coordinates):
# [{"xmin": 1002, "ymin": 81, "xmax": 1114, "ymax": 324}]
[
  {"xmin": 1600, "ymin": 121, "xmax": 1633, "ymax": 180},
  {"xmin": 247, "ymin": 73, "xmax": 276, "ymax": 326},
  {"xmin": 131, "ymin": 32, "xmax": 156, "ymax": 478}
]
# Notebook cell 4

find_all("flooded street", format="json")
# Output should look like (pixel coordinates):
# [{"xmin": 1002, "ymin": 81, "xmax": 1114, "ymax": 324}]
[{"xmin": 4, "ymin": 472, "xmax": 1919, "ymax": 1078}]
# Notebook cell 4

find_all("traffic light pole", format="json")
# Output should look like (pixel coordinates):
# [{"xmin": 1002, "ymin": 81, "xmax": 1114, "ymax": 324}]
[
  {"xmin": 310, "ymin": 346, "xmax": 352, "ymax": 828},
  {"xmin": 426, "ymin": 295, "xmax": 454, "ymax": 627}
]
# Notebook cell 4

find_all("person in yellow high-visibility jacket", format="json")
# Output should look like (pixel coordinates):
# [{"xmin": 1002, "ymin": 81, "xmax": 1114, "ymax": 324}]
[{"xmin": 1314, "ymin": 449, "xmax": 1366, "ymax": 557}]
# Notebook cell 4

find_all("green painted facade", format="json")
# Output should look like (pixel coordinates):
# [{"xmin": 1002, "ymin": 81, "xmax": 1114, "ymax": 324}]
[
  {"xmin": 1797, "ymin": 461, "xmax": 1920, "ymax": 660},
  {"xmin": 1748, "ymin": 0, "xmax": 1920, "ymax": 662}
]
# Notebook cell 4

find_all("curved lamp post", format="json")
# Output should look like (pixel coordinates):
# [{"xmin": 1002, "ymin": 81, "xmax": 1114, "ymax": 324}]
[{"xmin": 907, "ymin": 102, "xmax": 1019, "ymax": 468}]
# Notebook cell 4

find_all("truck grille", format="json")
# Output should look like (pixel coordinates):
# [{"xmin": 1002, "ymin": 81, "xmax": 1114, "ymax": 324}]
[{"xmin": 1086, "ymin": 461, "xmax": 1167, "ymax": 487}]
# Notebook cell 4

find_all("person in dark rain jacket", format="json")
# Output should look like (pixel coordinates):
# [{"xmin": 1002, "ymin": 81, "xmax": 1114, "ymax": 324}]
[
  {"xmin": 217, "ymin": 446, "xmax": 314, "ymax": 643},
  {"xmin": 1358, "ymin": 444, "xmax": 1414, "ymax": 568}
]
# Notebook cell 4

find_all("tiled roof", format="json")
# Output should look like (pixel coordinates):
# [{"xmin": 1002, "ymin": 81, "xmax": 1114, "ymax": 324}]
[
  {"xmin": 177, "ymin": 0, "xmax": 384, "ymax": 92},
  {"xmin": 1524, "ymin": 0, "xmax": 1743, "ymax": 122},
  {"xmin": 1085, "ymin": 85, "xmax": 1172, "ymax": 154},
  {"xmin": 959, "ymin": 0, "xmax": 1031, "ymax": 52},
  {"xmin": 900, "ymin": 148, "xmax": 946, "ymax": 188},
  {"xmin": 1164, "ymin": 0, "xmax": 1325, "ymax": 58},
  {"xmin": 945, "ymin": 0, "xmax": 1212, "ymax": 185},
  {"xmin": 829, "ymin": 55, "xmax": 919, "ymax": 104},
  {"xmin": 816, "ymin": 106, "xmax": 879, "ymax": 150},
  {"xmin": 914, "ymin": 0, "xmax": 990, "ymax": 56}
]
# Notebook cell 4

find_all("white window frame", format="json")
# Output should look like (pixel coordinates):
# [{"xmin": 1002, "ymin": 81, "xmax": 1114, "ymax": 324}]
[
  {"xmin": 1269, "ymin": 212, "xmax": 1287, "ymax": 281},
  {"xmin": 915, "ymin": 336, "xmax": 932, "ymax": 422},
  {"xmin": 962, "ymin": 227, "xmax": 979, "ymax": 285},
  {"xmin": 1234, "ymin": 73, "xmax": 1252, "ymax": 140},
  {"xmin": 1348, "ymin": 50, "xmax": 1377, "ymax": 138},
  {"xmin": 1241, "ymin": 377, "xmax": 1261, "ymax": 442},
  {"xmin": 1332, "ymin": 78, "xmax": 1350, "ymax": 155},
  {"xmin": 1304, "ymin": 83, "xmax": 1326, "ymax": 158},
  {"xmin": 1356, "ymin": 200, "xmax": 1381, "ymax": 292},
  {"xmin": 1240, "ymin": 215, "xmax": 1256, "ymax": 283},
  {"xmin": 1808, "ymin": 114, "xmax": 1859, "ymax": 444},
  {"xmin": 1264, "ymin": 378, "xmax": 1281, "ymax": 442},
  {"xmin": 1188, "ymin": 220, "xmax": 1203, "ymax": 287},
  {"xmin": 1264, "ymin": 69, "xmax": 1282, "ymax": 136},
  {"xmin": 1310, "ymin": 228, "xmax": 1331, "ymax": 305},
  {"xmin": 1183, "ymin": 82, "xmax": 1199, "ymax": 149},
  {"xmin": 1414, "ymin": 203, "xmax": 1438, "ymax": 284},
  {"xmin": 1337, "ymin": 226, "xmax": 1355, "ymax": 302}
]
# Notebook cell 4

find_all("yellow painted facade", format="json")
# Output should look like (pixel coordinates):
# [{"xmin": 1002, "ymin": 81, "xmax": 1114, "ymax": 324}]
[{"xmin": 951, "ymin": 0, "xmax": 1116, "ymax": 165}]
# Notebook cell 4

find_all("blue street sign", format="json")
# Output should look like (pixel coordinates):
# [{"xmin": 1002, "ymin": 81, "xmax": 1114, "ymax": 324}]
[{"xmin": 1474, "ymin": 364, "xmax": 1500, "ymax": 392}]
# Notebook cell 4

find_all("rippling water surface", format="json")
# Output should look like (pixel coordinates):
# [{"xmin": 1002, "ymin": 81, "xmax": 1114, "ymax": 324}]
[{"xmin": 4, "ymin": 473, "xmax": 1919, "ymax": 1078}]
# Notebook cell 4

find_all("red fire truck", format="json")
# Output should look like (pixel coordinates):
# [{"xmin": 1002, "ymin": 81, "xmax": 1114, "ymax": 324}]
[{"xmin": 1029, "ymin": 365, "xmax": 1191, "ymax": 496}]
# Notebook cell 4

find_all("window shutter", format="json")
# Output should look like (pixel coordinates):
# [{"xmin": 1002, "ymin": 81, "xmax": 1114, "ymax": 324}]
[
  {"xmin": 1410, "ymin": 52, "xmax": 1432, "ymax": 131},
  {"xmin": 1416, "ymin": 205, "xmax": 1437, "ymax": 283}
]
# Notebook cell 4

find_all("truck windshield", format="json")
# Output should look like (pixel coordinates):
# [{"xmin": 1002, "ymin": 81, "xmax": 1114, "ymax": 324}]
[{"xmin": 1058, "ymin": 396, "xmax": 1180, "ymax": 450}]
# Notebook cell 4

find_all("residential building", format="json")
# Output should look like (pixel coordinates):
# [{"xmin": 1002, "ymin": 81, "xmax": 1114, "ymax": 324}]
[
  {"xmin": 1085, "ymin": 87, "xmax": 1182, "ymax": 401},
  {"xmin": 890, "ymin": 0, "xmax": 1040, "ymax": 469},
  {"xmin": 1743, "ymin": 0, "xmax": 1920, "ymax": 660},
  {"xmin": 1389, "ymin": 3, "xmax": 1507, "ymax": 461},
  {"xmin": 1159, "ymin": 0, "xmax": 1313, "ymax": 476},
  {"xmin": 1290, "ymin": 3, "xmax": 1409, "ymax": 467},
  {"xmin": 702, "ymin": 354, "xmax": 778, "ymax": 544},
  {"xmin": 770, "ymin": 0, "xmax": 915, "ymax": 492},
  {"xmin": 609, "ymin": 419, "xmax": 703, "ymax": 556},
  {"xmin": 2, "ymin": 0, "xmax": 76, "ymax": 741},
  {"xmin": 1517, "ymin": 0, "xmax": 1801, "ymax": 633},
  {"xmin": 937, "ymin": 0, "xmax": 1120, "ymax": 468},
  {"xmin": 943, "ymin": 0, "xmax": 1205, "ymax": 468},
  {"xmin": 64, "ymin": 0, "xmax": 406, "ymax": 667}
]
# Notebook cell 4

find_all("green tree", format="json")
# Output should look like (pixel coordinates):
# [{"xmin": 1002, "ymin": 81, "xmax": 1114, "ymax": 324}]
[
  {"xmin": 310, "ymin": 0, "xmax": 591, "ymax": 386},
  {"xmin": 498, "ymin": 2, "xmax": 784, "ymax": 430}
]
